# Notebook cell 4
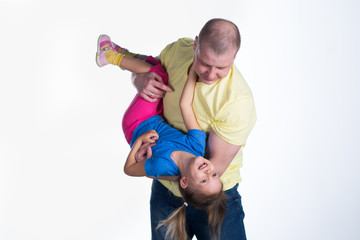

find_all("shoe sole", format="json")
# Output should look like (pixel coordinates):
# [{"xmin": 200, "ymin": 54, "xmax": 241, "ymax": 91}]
[{"xmin": 95, "ymin": 34, "xmax": 104, "ymax": 67}]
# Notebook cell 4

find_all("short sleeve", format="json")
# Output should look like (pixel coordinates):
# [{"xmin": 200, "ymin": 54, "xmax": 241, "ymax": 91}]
[
  {"xmin": 144, "ymin": 156, "xmax": 180, "ymax": 178},
  {"xmin": 212, "ymin": 96, "xmax": 257, "ymax": 146},
  {"xmin": 159, "ymin": 42, "xmax": 175, "ymax": 69},
  {"xmin": 186, "ymin": 129, "xmax": 207, "ymax": 156}
]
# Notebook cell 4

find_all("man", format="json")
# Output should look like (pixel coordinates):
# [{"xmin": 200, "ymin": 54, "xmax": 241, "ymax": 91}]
[{"xmin": 132, "ymin": 18, "xmax": 256, "ymax": 239}]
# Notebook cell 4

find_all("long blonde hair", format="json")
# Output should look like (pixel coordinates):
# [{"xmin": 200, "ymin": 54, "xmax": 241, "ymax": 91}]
[{"xmin": 158, "ymin": 182, "xmax": 227, "ymax": 240}]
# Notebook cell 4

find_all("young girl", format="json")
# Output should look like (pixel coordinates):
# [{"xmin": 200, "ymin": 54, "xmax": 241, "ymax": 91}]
[{"xmin": 96, "ymin": 34, "xmax": 226, "ymax": 240}]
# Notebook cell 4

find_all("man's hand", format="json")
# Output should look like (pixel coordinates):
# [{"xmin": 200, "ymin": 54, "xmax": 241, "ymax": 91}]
[{"xmin": 132, "ymin": 72, "xmax": 173, "ymax": 102}]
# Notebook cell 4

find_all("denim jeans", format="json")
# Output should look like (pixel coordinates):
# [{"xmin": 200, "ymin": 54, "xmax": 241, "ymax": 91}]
[{"xmin": 150, "ymin": 180, "xmax": 247, "ymax": 239}]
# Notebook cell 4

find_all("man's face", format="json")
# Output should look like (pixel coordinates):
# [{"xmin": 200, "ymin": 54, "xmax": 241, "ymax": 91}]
[{"xmin": 192, "ymin": 37, "xmax": 236, "ymax": 85}]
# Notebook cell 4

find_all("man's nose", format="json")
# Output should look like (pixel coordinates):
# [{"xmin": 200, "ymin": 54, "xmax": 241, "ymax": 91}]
[{"xmin": 208, "ymin": 67, "xmax": 217, "ymax": 79}]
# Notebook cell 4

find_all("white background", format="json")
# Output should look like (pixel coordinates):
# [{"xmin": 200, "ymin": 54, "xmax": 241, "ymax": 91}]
[{"xmin": 1, "ymin": 0, "xmax": 359, "ymax": 239}]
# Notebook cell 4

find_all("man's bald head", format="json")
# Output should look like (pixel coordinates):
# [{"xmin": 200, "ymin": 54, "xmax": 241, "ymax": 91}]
[{"xmin": 198, "ymin": 18, "xmax": 241, "ymax": 56}]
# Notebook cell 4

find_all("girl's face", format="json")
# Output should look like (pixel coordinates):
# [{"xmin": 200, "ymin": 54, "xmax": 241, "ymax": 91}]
[{"xmin": 181, "ymin": 156, "xmax": 222, "ymax": 195}]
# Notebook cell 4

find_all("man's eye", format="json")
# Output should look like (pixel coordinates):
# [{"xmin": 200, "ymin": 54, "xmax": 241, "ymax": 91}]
[
  {"xmin": 201, "ymin": 179, "xmax": 207, "ymax": 183},
  {"xmin": 212, "ymin": 173, "xmax": 217, "ymax": 177}
]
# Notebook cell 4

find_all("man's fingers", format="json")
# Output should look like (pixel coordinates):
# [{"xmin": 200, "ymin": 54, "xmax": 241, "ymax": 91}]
[
  {"xmin": 147, "ymin": 90, "xmax": 164, "ymax": 100},
  {"xmin": 144, "ymin": 80, "xmax": 172, "ymax": 100},
  {"xmin": 136, "ymin": 71, "xmax": 172, "ymax": 101},
  {"xmin": 151, "ymin": 79, "xmax": 173, "ymax": 93},
  {"xmin": 140, "ymin": 92, "xmax": 158, "ymax": 103},
  {"xmin": 157, "ymin": 83, "xmax": 173, "ymax": 93}
]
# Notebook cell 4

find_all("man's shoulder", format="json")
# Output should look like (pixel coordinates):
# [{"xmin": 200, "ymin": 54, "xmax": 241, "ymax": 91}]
[
  {"xmin": 228, "ymin": 65, "xmax": 253, "ymax": 96},
  {"xmin": 162, "ymin": 38, "xmax": 194, "ymax": 53},
  {"xmin": 177, "ymin": 37, "xmax": 194, "ymax": 45},
  {"xmin": 169, "ymin": 37, "xmax": 194, "ymax": 46},
  {"xmin": 160, "ymin": 38, "xmax": 194, "ymax": 69}
]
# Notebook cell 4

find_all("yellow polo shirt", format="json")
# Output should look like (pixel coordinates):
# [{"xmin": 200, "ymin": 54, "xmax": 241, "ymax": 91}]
[{"xmin": 158, "ymin": 38, "xmax": 257, "ymax": 196}]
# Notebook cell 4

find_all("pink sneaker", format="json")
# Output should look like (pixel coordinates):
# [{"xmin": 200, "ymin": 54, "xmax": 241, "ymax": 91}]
[{"xmin": 96, "ymin": 34, "xmax": 113, "ymax": 67}]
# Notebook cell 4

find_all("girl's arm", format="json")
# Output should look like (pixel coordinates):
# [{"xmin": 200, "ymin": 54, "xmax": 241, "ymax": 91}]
[
  {"xmin": 123, "ymin": 130, "xmax": 158, "ymax": 177},
  {"xmin": 179, "ymin": 64, "xmax": 201, "ymax": 131}
]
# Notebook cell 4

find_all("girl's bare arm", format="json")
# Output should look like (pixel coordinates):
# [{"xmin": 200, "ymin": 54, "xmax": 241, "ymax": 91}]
[
  {"xmin": 123, "ymin": 130, "xmax": 158, "ymax": 177},
  {"xmin": 179, "ymin": 64, "xmax": 201, "ymax": 131}
]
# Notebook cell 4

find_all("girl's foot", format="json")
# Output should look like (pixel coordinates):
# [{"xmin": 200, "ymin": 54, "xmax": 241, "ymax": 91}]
[
  {"xmin": 96, "ymin": 34, "xmax": 126, "ymax": 68},
  {"xmin": 96, "ymin": 34, "xmax": 113, "ymax": 67}
]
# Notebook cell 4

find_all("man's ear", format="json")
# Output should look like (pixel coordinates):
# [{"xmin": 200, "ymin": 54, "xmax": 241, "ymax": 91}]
[
  {"xmin": 193, "ymin": 36, "xmax": 199, "ymax": 52},
  {"xmin": 180, "ymin": 176, "xmax": 188, "ymax": 189}
]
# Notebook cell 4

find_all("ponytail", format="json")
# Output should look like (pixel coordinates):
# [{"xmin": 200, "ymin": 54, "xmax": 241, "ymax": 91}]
[
  {"xmin": 158, "ymin": 183, "xmax": 227, "ymax": 240},
  {"xmin": 157, "ymin": 204, "xmax": 187, "ymax": 240},
  {"xmin": 207, "ymin": 191, "xmax": 227, "ymax": 239}
]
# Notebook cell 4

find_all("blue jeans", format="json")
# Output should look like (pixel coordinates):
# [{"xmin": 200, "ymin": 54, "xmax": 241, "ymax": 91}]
[{"xmin": 150, "ymin": 180, "xmax": 247, "ymax": 239}]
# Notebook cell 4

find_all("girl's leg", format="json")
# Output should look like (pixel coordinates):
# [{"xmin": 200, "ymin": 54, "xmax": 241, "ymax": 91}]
[
  {"xmin": 96, "ymin": 34, "xmax": 151, "ymax": 71},
  {"xmin": 95, "ymin": 35, "xmax": 168, "ymax": 144},
  {"xmin": 111, "ymin": 40, "xmax": 138, "ymax": 58},
  {"xmin": 122, "ymin": 56, "xmax": 168, "ymax": 144}
]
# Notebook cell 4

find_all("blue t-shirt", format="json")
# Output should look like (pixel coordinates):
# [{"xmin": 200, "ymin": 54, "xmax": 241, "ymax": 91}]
[{"xmin": 130, "ymin": 115, "xmax": 206, "ymax": 178}]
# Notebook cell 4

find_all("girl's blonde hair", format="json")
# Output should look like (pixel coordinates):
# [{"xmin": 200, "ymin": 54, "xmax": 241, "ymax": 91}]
[{"xmin": 158, "ymin": 182, "xmax": 227, "ymax": 240}]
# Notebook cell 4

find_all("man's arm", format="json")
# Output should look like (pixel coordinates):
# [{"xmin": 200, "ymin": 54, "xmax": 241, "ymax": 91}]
[{"xmin": 207, "ymin": 130, "xmax": 242, "ymax": 177}]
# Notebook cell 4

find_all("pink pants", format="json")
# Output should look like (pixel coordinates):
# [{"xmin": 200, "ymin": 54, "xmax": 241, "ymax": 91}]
[{"xmin": 122, "ymin": 56, "xmax": 169, "ymax": 144}]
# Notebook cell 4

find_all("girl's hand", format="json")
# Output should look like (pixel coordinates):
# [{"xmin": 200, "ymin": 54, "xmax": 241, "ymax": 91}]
[
  {"xmin": 141, "ymin": 130, "xmax": 159, "ymax": 143},
  {"xmin": 135, "ymin": 142, "xmax": 156, "ymax": 162}
]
